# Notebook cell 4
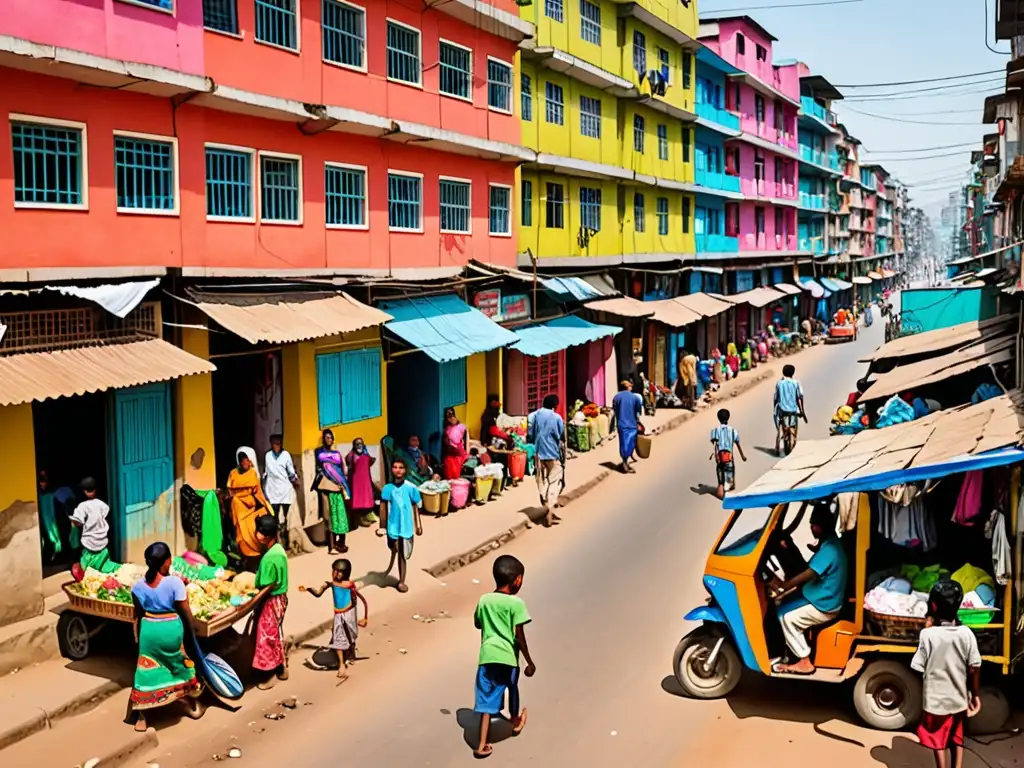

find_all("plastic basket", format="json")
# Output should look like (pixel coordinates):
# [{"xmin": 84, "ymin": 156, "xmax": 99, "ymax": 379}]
[
  {"xmin": 508, "ymin": 451, "xmax": 527, "ymax": 481},
  {"xmin": 450, "ymin": 479, "xmax": 471, "ymax": 509}
]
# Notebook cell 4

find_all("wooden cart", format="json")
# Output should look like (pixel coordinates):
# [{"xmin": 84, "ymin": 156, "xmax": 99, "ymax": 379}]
[{"xmin": 58, "ymin": 582, "xmax": 271, "ymax": 660}]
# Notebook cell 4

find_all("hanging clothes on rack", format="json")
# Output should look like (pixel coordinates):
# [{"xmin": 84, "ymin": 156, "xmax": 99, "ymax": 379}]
[
  {"xmin": 877, "ymin": 495, "xmax": 936, "ymax": 552},
  {"xmin": 953, "ymin": 471, "xmax": 985, "ymax": 526},
  {"xmin": 986, "ymin": 510, "xmax": 1011, "ymax": 586}
]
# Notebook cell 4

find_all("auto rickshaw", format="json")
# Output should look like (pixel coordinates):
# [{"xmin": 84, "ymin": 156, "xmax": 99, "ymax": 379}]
[{"xmin": 674, "ymin": 435, "xmax": 1023, "ymax": 731}]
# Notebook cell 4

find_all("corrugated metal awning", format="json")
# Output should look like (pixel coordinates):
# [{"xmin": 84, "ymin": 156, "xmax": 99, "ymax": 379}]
[
  {"xmin": 191, "ymin": 292, "xmax": 392, "ymax": 344},
  {"xmin": 861, "ymin": 315, "xmax": 1015, "ymax": 363},
  {"xmin": 831, "ymin": 277, "xmax": 853, "ymax": 290},
  {"xmin": 585, "ymin": 296, "xmax": 655, "ymax": 318},
  {"xmin": 774, "ymin": 283, "xmax": 802, "ymax": 296},
  {"xmin": 380, "ymin": 294, "xmax": 518, "ymax": 363},
  {"xmin": 0, "ymin": 339, "xmax": 215, "ymax": 406},
  {"xmin": 644, "ymin": 298, "xmax": 703, "ymax": 328},
  {"xmin": 511, "ymin": 315, "xmax": 620, "ymax": 357},
  {"xmin": 542, "ymin": 277, "xmax": 605, "ymax": 302},
  {"xmin": 881, "ymin": 268, "xmax": 897, "ymax": 278},
  {"xmin": 730, "ymin": 287, "xmax": 786, "ymax": 308},
  {"xmin": 799, "ymin": 277, "xmax": 829, "ymax": 298},
  {"xmin": 676, "ymin": 292, "xmax": 734, "ymax": 317}
]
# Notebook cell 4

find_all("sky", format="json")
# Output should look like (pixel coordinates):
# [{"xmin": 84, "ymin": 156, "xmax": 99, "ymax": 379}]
[{"xmin": 697, "ymin": 0, "xmax": 1010, "ymax": 220}]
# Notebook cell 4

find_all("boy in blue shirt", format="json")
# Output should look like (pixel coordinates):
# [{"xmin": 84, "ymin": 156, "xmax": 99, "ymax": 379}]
[{"xmin": 376, "ymin": 458, "xmax": 423, "ymax": 593}]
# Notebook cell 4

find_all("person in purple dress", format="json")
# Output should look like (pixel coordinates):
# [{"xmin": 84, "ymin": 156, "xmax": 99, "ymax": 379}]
[{"xmin": 345, "ymin": 438, "xmax": 377, "ymax": 528}]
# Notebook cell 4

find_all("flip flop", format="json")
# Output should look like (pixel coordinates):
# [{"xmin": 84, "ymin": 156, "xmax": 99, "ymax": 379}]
[
  {"xmin": 512, "ymin": 708, "xmax": 528, "ymax": 735},
  {"xmin": 772, "ymin": 662, "xmax": 814, "ymax": 676},
  {"xmin": 473, "ymin": 745, "xmax": 493, "ymax": 759}
]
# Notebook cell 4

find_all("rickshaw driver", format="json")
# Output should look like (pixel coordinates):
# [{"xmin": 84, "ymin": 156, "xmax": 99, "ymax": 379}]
[{"xmin": 768, "ymin": 503, "xmax": 848, "ymax": 675}]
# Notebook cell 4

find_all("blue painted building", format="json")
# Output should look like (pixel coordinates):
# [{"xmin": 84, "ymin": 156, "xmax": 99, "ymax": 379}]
[{"xmin": 795, "ymin": 71, "xmax": 843, "ymax": 262}]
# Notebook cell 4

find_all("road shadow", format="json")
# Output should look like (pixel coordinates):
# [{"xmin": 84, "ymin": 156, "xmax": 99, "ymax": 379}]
[
  {"xmin": 869, "ymin": 736, "xmax": 932, "ymax": 767},
  {"xmin": 360, "ymin": 570, "xmax": 398, "ymax": 590},
  {"xmin": 455, "ymin": 707, "xmax": 517, "ymax": 752},
  {"xmin": 753, "ymin": 446, "xmax": 782, "ymax": 457},
  {"xmin": 690, "ymin": 484, "xmax": 721, "ymax": 497},
  {"xmin": 599, "ymin": 461, "xmax": 624, "ymax": 473}
]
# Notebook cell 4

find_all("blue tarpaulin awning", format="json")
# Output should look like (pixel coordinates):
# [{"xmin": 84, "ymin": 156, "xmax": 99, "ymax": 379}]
[
  {"xmin": 511, "ymin": 315, "xmax": 621, "ymax": 357},
  {"xmin": 542, "ymin": 277, "xmax": 605, "ymax": 302},
  {"xmin": 380, "ymin": 294, "xmax": 518, "ymax": 363},
  {"xmin": 800, "ymin": 277, "xmax": 830, "ymax": 298}
]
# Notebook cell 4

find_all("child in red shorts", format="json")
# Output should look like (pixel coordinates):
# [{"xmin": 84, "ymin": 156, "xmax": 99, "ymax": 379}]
[{"xmin": 911, "ymin": 580, "xmax": 982, "ymax": 768}]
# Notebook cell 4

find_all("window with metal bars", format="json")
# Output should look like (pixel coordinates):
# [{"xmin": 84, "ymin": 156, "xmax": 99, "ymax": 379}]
[
  {"xmin": 203, "ymin": 0, "xmax": 238, "ymax": 32},
  {"xmin": 386, "ymin": 20, "xmax": 421, "ymax": 85},
  {"xmin": 11, "ymin": 120, "xmax": 83, "ymax": 206},
  {"xmin": 521, "ymin": 75, "xmax": 533, "ymax": 121},
  {"xmin": 579, "ymin": 96, "xmax": 601, "ymax": 139},
  {"xmin": 439, "ymin": 178, "xmax": 471, "ymax": 234},
  {"xmin": 632, "ymin": 30, "xmax": 646, "ymax": 74},
  {"xmin": 525, "ymin": 353, "xmax": 560, "ymax": 415},
  {"xmin": 580, "ymin": 0, "xmax": 601, "ymax": 44},
  {"xmin": 323, "ymin": 0, "xmax": 365, "ymax": 69},
  {"xmin": 325, "ymin": 164, "xmax": 365, "ymax": 227},
  {"xmin": 657, "ymin": 124, "xmax": 668, "ymax": 160},
  {"xmin": 255, "ymin": 0, "xmax": 297, "ymax": 49},
  {"xmin": 657, "ymin": 197, "xmax": 669, "ymax": 235},
  {"xmin": 633, "ymin": 114, "xmax": 645, "ymax": 153},
  {"xmin": 206, "ymin": 147, "xmax": 252, "ymax": 219},
  {"xmin": 579, "ymin": 187, "xmax": 601, "ymax": 232},
  {"xmin": 260, "ymin": 155, "xmax": 300, "ymax": 221},
  {"xmin": 658, "ymin": 48, "xmax": 670, "ymax": 84},
  {"xmin": 489, "ymin": 185, "xmax": 511, "ymax": 235},
  {"xmin": 545, "ymin": 82, "xmax": 564, "ymax": 125},
  {"xmin": 521, "ymin": 179, "xmax": 532, "ymax": 227},
  {"xmin": 682, "ymin": 197, "xmax": 690, "ymax": 233},
  {"xmin": 487, "ymin": 59, "xmax": 513, "ymax": 112},
  {"xmin": 545, "ymin": 182, "xmax": 564, "ymax": 229},
  {"xmin": 634, "ymin": 193, "xmax": 645, "ymax": 233},
  {"xmin": 439, "ymin": 41, "xmax": 471, "ymax": 99},
  {"xmin": 388, "ymin": 172, "xmax": 422, "ymax": 230},
  {"xmin": 545, "ymin": 0, "xmax": 563, "ymax": 22},
  {"xmin": 114, "ymin": 135, "xmax": 175, "ymax": 211}
]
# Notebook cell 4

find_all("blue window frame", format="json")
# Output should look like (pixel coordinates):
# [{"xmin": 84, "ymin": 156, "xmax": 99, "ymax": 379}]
[
  {"xmin": 487, "ymin": 59, "xmax": 513, "ymax": 112},
  {"xmin": 521, "ymin": 179, "xmax": 532, "ymax": 227},
  {"xmin": 439, "ymin": 358, "xmax": 467, "ymax": 408},
  {"xmin": 114, "ymin": 135, "xmax": 175, "ymax": 212},
  {"xmin": 203, "ymin": 0, "xmax": 238, "ymax": 32},
  {"xmin": 579, "ymin": 95, "xmax": 601, "ymax": 138},
  {"xmin": 439, "ymin": 178, "xmax": 471, "ymax": 234},
  {"xmin": 11, "ymin": 120, "xmax": 84, "ymax": 206},
  {"xmin": 633, "ymin": 114, "xmax": 645, "ymax": 153},
  {"xmin": 657, "ymin": 196, "xmax": 669, "ymax": 235},
  {"xmin": 545, "ymin": 0, "xmax": 563, "ymax": 23},
  {"xmin": 255, "ymin": 0, "xmax": 297, "ymax": 50},
  {"xmin": 323, "ymin": 0, "xmax": 365, "ymax": 69},
  {"xmin": 634, "ymin": 193, "xmax": 645, "ymax": 233},
  {"xmin": 579, "ymin": 187, "xmax": 601, "ymax": 232},
  {"xmin": 489, "ymin": 185, "xmax": 511, "ymax": 235},
  {"xmin": 259, "ymin": 154, "xmax": 300, "ymax": 222},
  {"xmin": 545, "ymin": 82, "xmax": 564, "ymax": 125},
  {"xmin": 632, "ymin": 30, "xmax": 646, "ymax": 74},
  {"xmin": 316, "ymin": 347, "xmax": 383, "ymax": 427},
  {"xmin": 657, "ymin": 124, "xmax": 668, "ymax": 160},
  {"xmin": 388, "ymin": 172, "xmax": 422, "ymax": 230},
  {"xmin": 325, "ymin": 164, "xmax": 366, "ymax": 227},
  {"xmin": 439, "ymin": 40, "xmax": 471, "ymax": 100},
  {"xmin": 580, "ymin": 0, "xmax": 601, "ymax": 44},
  {"xmin": 386, "ymin": 20, "xmax": 421, "ymax": 85},
  {"xmin": 521, "ymin": 74, "xmax": 533, "ymax": 121},
  {"xmin": 205, "ymin": 146, "xmax": 252, "ymax": 219}
]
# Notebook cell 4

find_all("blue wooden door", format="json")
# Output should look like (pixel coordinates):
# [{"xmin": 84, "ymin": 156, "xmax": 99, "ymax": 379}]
[{"xmin": 107, "ymin": 383, "xmax": 174, "ymax": 563}]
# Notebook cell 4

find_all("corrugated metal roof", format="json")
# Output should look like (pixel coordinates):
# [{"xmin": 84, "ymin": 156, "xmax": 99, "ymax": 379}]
[
  {"xmin": 676, "ymin": 292, "xmax": 734, "ymax": 317},
  {"xmin": 730, "ymin": 287, "xmax": 786, "ymax": 308},
  {"xmin": 861, "ymin": 316, "xmax": 1015, "ymax": 363},
  {"xmin": 511, "ymin": 315, "xmax": 620, "ymax": 357},
  {"xmin": 881, "ymin": 269, "xmax": 897, "ymax": 278},
  {"xmin": 774, "ymin": 283, "xmax": 803, "ymax": 296},
  {"xmin": 644, "ymin": 298, "xmax": 703, "ymax": 328},
  {"xmin": 585, "ymin": 296, "xmax": 655, "ymax": 318},
  {"xmin": 0, "ymin": 339, "xmax": 216, "ymax": 406},
  {"xmin": 542, "ymin": 276, "xmax": 605, "ymax": 302},
  {"xmin": 192, "ymin": 292, "xmax": 392, "ymax": 344},
  {"xmin": 380, "ymin": 294, "xmax": 518, "ymax": 363}
]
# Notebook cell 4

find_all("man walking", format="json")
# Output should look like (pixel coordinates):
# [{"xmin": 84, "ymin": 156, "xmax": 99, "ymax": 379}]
[
  {"xmin": 774, "ymin": 364, "xmax": 807, "ymax": 456},
  {"xmin": 612, "ymin": 380, "xmax": 644, "ymax": 474},
  {"xmin": 527, "ymin": 394, "xmax": 565, "ymax": 527}
]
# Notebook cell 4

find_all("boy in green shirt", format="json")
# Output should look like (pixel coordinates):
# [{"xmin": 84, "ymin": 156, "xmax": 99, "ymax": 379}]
[{"xmin": 473, "ymin": 554, "xmax": 536, "ymax": 759}]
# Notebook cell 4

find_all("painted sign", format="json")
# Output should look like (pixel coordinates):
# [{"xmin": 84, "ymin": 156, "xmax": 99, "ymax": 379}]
[
  {"xmin": 474, "ymin": 289, "xmax": 501, "ymax": 318},
  {"xmin": 500, "ymin": 293, "xmax": 531, "ymax": 321}
]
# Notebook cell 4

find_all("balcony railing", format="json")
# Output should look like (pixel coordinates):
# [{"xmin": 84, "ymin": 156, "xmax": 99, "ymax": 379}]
[
  {"xmin": 695, "ymin": 233, "xmax": 740, "ymax": 254},
  {"xmin": 696, "ymin": 102, "xmax": 741, "ymax": 131},
  {"xmin": 798, "ymin": 191, "xmax": 826, "ymax": 210},
  {"xmin": 695, "ymin": 168, "xmax": 742, "ymax": 193},
  {"xmin": 799, "ymin": 144, "xmax": 833, "ymax": 167},
  {"xmin": 798, "ymin": 237, "xmax": 826, "ymax": 254},
  {"xmin": 800, "ymin": 96, "xmax": 828, "ymax": 122}
]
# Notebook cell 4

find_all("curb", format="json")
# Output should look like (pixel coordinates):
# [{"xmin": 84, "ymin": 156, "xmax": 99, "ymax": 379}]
[
  {"xmin": 0, "ymin": 679, "xmax": 125, "ymax": 752},
  {"xmin": 92, "ymin": 727, "xmax": 158, "ymax": 768}
]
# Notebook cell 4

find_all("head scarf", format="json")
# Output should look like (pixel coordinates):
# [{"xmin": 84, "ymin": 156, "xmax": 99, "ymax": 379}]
[{"xmin": 237, "ymin": 446, "xmax": 259, "ymax": 474}]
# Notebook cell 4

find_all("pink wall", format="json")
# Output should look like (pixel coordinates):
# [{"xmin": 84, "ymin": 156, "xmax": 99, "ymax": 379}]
[
  {"xmin": 774, "ymin": 63, "xmax": 800, "ymax": 101},
  {"xmin": 734, "ymin": 145, "xmax": 796, "ymax": 199},
  {"xmin": 2, "ymin": 0, "xmax": 205, "ymax": 75},
  {"xmin": 735, "ymin": 203, "xmax": 796, "ymax": 252},
  {"xmin": 733, "ymin": 86, "xmax": 797, "ymax": 149}
]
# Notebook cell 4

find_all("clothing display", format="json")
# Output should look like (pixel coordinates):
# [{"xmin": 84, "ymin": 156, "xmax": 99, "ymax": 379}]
[
  {"xmin": 953, "ymin": 471, "xmax": 984, "ymax": 526},
  {"xmin": 864, "ymin": 585, "xmax": 929, "ymax": 618},
  {"xmin": 987, "ymin": 510, "xmax": 1011, "ymax": 586},
  {"xmin": 836, "ymin": 493, "xmax": 859, "ymax": 532},
  {"xmin": 877, "ymin": 496, "xmax": 936, "ymax": 551}
]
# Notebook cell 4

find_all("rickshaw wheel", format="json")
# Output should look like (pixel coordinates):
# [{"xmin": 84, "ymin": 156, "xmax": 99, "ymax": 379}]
[
  {"xmin": 853, "ymin": 660, "xmax": 922, "ymax": 730},
  {"xmin": 57, "ymin": 612, "xmax": 92, "ymax": 661},
  {"xmin": 672, "ymin": 629, "xmax": 741, "ymax": 700}
]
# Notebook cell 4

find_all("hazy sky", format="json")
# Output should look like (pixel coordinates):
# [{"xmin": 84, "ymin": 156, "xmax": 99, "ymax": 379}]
[{"xmin": 698, "ymin": 0, "xmax": 1009, "ymax": 218}]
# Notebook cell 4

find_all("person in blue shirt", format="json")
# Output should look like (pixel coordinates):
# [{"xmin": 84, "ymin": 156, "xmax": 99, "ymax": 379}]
[
  {"xmin": 376, "ymin": 458, "xmax": 423, "ymax": 593},
  {"xmin": 773, "ymin": 364, "xmax": 807, "ymax": 456},
  {"xmin": 709, "ymin": 409, "xmax": 746, "ymax": 499},
  {"xmin": 611, "ymin": 380, "xmax": 644, "ymax": 474},
  {"xmin": 527, "ymin": 394, "xmax": 565, "ymax": 527},
  {"xmin": 769, "ymin": 503, "xmax": 848, "ymax": 675}
]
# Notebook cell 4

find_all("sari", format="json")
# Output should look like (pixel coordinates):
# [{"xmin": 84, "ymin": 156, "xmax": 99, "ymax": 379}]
[
  {"xmin": 344, "ymin": 450, "xmax": 375, "ymax": 512},
  {"xmin": 315, "ymin": 448, "xmax": 351, "ymax": 535},
  {"xmin": 227, "ymin": 447, "xmax": 271, "ymax": 558},
  {"xmin": 442, "ymin": 422, "xmax": 468, "ymax": 480},
  {"xmin": 740, "ymin": 344, "xmax": 753, "ymax": 371},
  {"xmin": 252, "ymin": 594, "xmax": 288, "ymax": 672},
  {"xmin": 725, "ymin": 343, "xmax": 740, "ymax": 377}
]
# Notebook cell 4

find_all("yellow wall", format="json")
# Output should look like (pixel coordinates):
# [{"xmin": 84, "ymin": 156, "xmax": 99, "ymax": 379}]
[
  {"xmin": 621, "ymin": 187, "xmax": 694, "ymax": 256},
  {"xmin": 629, "ymin": 0, "xmax": 698, "ymax": 39},
  {"xmin": 522, "ymin": 0, "xmax": 622, "ymax": 75},
  {"xmin": 485, "ymin": 349, "xmax": 503, "ymax": 405},
  {"xmin": 0, "ymin": 404, "xmax": 36, "ymax": 512},
  {"xmin": 174, "ymin": 326, "xmax": 216, "ymax": 491},
  {"xmin": 620, "ymin": 19, "xmax": 696, "ymax": 118},
  {"xmin": 519, "ymin": 171, "xmax": 622, "ymax": 259},
  {"xmin": 621, "ymin": 102, "xmax": 692, "ymax": 183}
]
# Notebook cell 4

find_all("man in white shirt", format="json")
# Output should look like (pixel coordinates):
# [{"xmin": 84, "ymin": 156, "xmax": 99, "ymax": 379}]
[{"xmin": 263, "ymin": 434, "xmax": 299, "ymax": 549}]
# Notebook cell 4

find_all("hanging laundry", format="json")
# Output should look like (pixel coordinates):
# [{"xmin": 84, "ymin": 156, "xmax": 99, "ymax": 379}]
[
  {"xmin": 880, "ymin": 483, "xmax": 923, "ymax": 507},
  {"xmin": 877, "ymin": 496, "xmax": 936, "ymax": 551},
  {"xmin": 836, "ymin": 493, "xmax": 859, "ymax": 532},
  {"xmin": 952, "ymin": 471, "xmax": 985, "ymax": 526},
  {"xmin": 986, "ymin": 510, "xmax": 1011, "ymax": 586}
]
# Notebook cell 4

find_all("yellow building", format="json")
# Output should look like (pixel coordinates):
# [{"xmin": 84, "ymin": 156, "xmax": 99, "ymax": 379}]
[{"xmin": 517, "ymin": 0, "xmax": 699, "ymax": 266}]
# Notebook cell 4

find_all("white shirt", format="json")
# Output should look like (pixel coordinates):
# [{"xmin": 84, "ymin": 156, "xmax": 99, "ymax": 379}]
[
  {"xmin": 911, "ymin": 624, "xmax": 981, "ymax": 715},
  {"xmin": 71, "ymin": 498, "xmax": 110, "ymax": 552},
  {"xmin": 263, "ymin": 450, "xmax": 298, "ymax": 505}
]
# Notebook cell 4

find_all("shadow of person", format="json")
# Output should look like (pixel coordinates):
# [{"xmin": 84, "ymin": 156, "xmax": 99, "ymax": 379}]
[
  {"xmin": 456, "ymin": 707, "xmax": 516, "ymax": 751},
  {"xmin": 870, "ymin": 735, "xmax": 933, "ymax": 767},
  {"xmin": 753, "ymin": 445, "xmax": 782, "ymax": 457},
  {"xmin": 690, "ymin": 484, "xmax": 721, "ymax": 496},
  {"xmin": 599, "ymin": 461, "xmax": 622, "ymax": 472},
  {"xmin": 359, "ymin": 570, "xmax": 398, "ymax": 589}
]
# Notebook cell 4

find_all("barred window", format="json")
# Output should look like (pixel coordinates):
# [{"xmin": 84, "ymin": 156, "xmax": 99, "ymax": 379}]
[
  {"xmin": 545, "ymin": 82, "xmax": 564, "ymax": 125},
  {"xmin": 255, "ymin": 0, "xmax": 297, "ymax": 50},
  {"xmin": 323, "ymin": 0, "xmax": 365, "ymax": 69},
  {"xmin": 487, "ymin": 59, "xmax": 513, "ymax": 112},
  {"xmin": 115, "ymin": 135, "xmax": 176, "ymax": 212},
  {"xmin": 439, "ymin": 40, "xmax": 472, "ymax": 99},
  {"xmin": 325, "ymin": 164, "xmax": 366, "ymax": 227},
  {"xmin": 579, "ymin": 96, "xmax": 601, "ymax": 139},
  {"xmin": 206, "ymin": 146, "xmax": 252, "ymax": 219},
  {"xmin": 439, "ymin": 178, "xmax": 472, "ymax": 234},
  {"xmin": 579, "ymin": 186, "xmax": 601, "ymax": 232},
  {"xmin": 11, "ymin": 120, "xmax": 84, "ymax": 207},
  {"xmin": 388, "ymin": 172, "xmax": 422, "ymax": 230},
  {"xmin": 260, "ymin": 154, "xmax": 300, "ymax": 222},
  {"xmin": 387, "ymin": 20, "xmax": 421, "ymax": 85}
]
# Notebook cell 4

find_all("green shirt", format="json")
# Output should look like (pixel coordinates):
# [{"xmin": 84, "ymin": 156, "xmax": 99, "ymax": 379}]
[
  {"xmin": 255, "ymin": 543, "xmax": 289, "ymax": 597},
  {"xmin": 475, "ymin": 592, "xmax": 531, "ymax": 667}
]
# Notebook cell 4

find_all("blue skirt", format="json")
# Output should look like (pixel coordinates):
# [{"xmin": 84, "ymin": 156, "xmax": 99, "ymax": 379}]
[{"xmin": 618, "ymin": 427, "xmax": 638, "ymax": 460}]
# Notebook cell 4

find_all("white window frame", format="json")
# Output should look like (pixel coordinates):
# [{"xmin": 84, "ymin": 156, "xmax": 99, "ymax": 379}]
[
  {"xmin": 387, "ymin": 168, "xmax": 424, "ymax": 233},
  {"xmin": 438, "ymin": 38, "xmax": 474, "ymax": 104},
  {"xmin": 485, "ymin": 55, "xmax": 515, "ymax": 116},
  {"xmin": 253, "ymin": 0, "xmax": 302, "ymax": 54},
  {"xmin": 9, "ymin": 113, "xmax": 90, "ymax": 212},
  {"xmin": 257, "ymin": 149, "xmax": 304, "ymax": 226},
  {"xmin": 324, "ymin": 160, "xmax": 369, "ymax": 231},
  {"xmin": 115, "ymin": 0, "xmax": 175, "ymax": 16},
  {"xmin": 321, "ymin": 0, "xmax": 368, "ymax": 74},
  {"xmin": 112, "ymin": 129, "xmax": 181, "ymax": 217},
  {"xmin": 438, "ymin": 174, "xmax": 473, "ymax": 235},
  {"xmin": 488, "ymin": 182, "xmax": 513, "ymax": 237},
  {"xmin": 385, "ymin": 17, "xmax": 423, "ymax": 89},
  {"xmin": 204, "ymin": 141, "xmax": 257, "ymax": 224}
]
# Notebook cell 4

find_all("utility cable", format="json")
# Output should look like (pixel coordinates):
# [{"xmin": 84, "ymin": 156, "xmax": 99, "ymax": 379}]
[
  {"xmin": 859, "ymin": 141, "xmax": 981, "ymax": 153},
  {"xmin": 844, "ymin": 84, "xmax": 1003, "ymax": 103},
  {"xmin": 701, "ymin": 0, "xmax": 862, "ymax": 11},
  {"xmin": 842, "ymin": 106, "xmax": 987, "ymax": 126},
  {"xmin": 863, "ymin": 150, "xmax": 978, "ymax": 161},
  {"xmin": 839, "ymin": 77, "xmax": 1004, "ymax": 99},
  {"xmin": 833, "ymin": 69, "xmax": 1003, "ymax": 88}
]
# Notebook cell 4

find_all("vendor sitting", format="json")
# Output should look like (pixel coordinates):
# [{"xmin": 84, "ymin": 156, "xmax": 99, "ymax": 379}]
[
  {"xmin": 770, "ymin": 503, "xmax": 848, "ymax": 675},
  {"xmin": 406, "ymin": 435, "xmax": 436, "ymax": 478}
]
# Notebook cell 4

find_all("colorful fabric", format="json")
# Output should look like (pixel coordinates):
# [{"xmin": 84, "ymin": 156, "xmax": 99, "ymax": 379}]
[
  {"xmin": 228, "ymin": 460, "xmax": 272, "ymax": 558},
  {"xmin": 344, "ymin": 450, "xmax": 376, "ymax": 510},
  {"xmin": 80, "ymin": 547, "xmax": 120, "ymax": 574},
  {"xmin": 617, "ymin": 427, "xmax": 638, "ymax": 462},
  {"xmin": 612, "ymin": 390, "xmax": 642, "ymax": 431},
  {"xmin": 325, "ymin": 491, "xmax": 350, "ymax": 535},
  {"xmin": 171, "ymin": 556, "xmax": 223, "ymax": 583},
  {"xmin": 774, "ymin": 378, "xmax": 804, "ymax": 415},
  {"xmin": 916, "ymin": 711, "xmax": 965, "ymax": 750},
  {"xmin": 255, "ymin": 542, "xmax": 289, "ymax": 596},
  {"xmin": 474, "ymin": 663, "xmax": 520, "ymax": 716},
  {"xmin": 252, "ymin": 594, "xmax": 288, "ymax": 671},
  {"xmin": 710, "ymin": 425, "xmax": 739, "ymax": 453},
  {"xmin": 382, "ymin": 481, "xmax": 422, "ymax": 539},
  {"xmin": 329, "ymin": 608, "xmax": 358, "ymax": 651},
  {"xmin": 475, "ymin": 592, "xmax": 531, "ymax": 666},
  {"xmin": 315, "ymin": 448, "xmax": 352, "ymax": 499},
  {"xmin": 802, "ymin": 537, "xmax": 848, "ymax": 613},
  {"xmin": 130, "ymin": 612, "xmax": 200, "ymax": 711},
  {"xmin": 953, "ymin": 471, "xmax": 985, "ymax": 526},
  {"xmin": 527, "ymin": 408, "xmax": 565, "ymax": 462},
  {"xmin": 197, "ymin": 489, "xmax": 227, "ymax": 568}
]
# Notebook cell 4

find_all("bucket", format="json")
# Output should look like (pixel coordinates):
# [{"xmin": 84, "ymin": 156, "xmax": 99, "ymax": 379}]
[
  {"xmin": 449, "ymin": 479, "xmax": 471, "ymax": 509},
  {"xmin": 421, "ymin": 491, "xmax": 442, "ymax": 514},
  {"xmin": 474, "ymin": 477, "xmax": 494, "ymax": 503},
  {"xmin": 490, "ymin": 477, "xmax": 503, "ymax": 498},
  {"xmin": 508, "ymin": 451, "xmax": 527, "ymax": 481},
  {"xmin": 636, "ymin": 434, "xmax": 652, "ymax": 459}
]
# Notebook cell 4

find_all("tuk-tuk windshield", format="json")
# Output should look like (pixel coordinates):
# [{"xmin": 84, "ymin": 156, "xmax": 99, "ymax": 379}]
[{"xmin": 714, "ymin": 508, "xmax": 773, "ymax": 557}]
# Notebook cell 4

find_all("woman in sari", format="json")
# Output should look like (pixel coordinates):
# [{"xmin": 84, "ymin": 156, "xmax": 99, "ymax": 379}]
[
  {"xmin": 710, "ymin": 349, "xmax": 724, "ymax": 384},
  {"xmin": 481, "ymin": 395, "xmax": 512, "ymax": 487},
  {"xmin": 725, "ymin": 343, "xmax": 741, "ymax": 378},
  {"xmin": 740, "ymin": 343, "xmax": 753, "ymax": 372},
  {"xmin": 126, "ymin": 541, "xmax": 204, "ymax": 731},
  {"xmin": 442, "ymin": 407, "xmax": 469, "ymax": 480},
  {"xmin": 345, "ymin": 437, "xmax": 376, "ymax": 528},
  {"xmin": 227, "ymin": 447, "xmax": 271, "ymax": 573},
  {"xmin": 314, "ymin": 429, "xmax": 353, "ymax": 554}
]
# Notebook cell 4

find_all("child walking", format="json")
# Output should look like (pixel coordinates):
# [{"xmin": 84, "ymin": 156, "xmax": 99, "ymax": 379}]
[
  {"xmin": 299, "ymin": 558, "xmax": 368, "ymax": 682},
  {"xmin": 71, "ymin": 477, "xmax": 121, "ymax": 574},
  {"xmin": 710, "ymin": 409, "xmax": 746, "ymax": 500},
  {"xmin": 376, "ymin": 458, "xmax": 423, "ymax": 593},
  {"xmin": 912, "ymin": 579, "xmax": 982, "ymax": 768},
  {"xmin": 473, "ymin": 554, "xmax": 536, "ymax": 759}
]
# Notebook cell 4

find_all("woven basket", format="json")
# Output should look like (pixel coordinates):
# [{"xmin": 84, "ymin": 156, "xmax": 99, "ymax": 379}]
[
  {"xmin": 866, "ymin": 610, "xmax": 927, "ymax": 642},
  {"xmin": 62, "ymin": 583, "xmax": 135, "ymax": 622}
]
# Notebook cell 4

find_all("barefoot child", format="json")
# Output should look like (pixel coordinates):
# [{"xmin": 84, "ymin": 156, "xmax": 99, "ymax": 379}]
[
  {"xmin": 912, "ymin": 579, "xmax": 982, "ymax": 768},
  {"xmin": 299, "ymin": 558, "xmax": 368, "ymax": 681},
  {"xmin": 473, "ymin": 555, "xmax": 536, "ymax": 759},
  {"xmin": 72, "ymin": 477, "xmax": 121, "ymax": 574},
  {"xmin": 376, "ymin": 458, "xmax": 423, "ymax": 593},
  {"xmin": 710, "ymin": 409, "xmax": 746, "ymax": 500}
]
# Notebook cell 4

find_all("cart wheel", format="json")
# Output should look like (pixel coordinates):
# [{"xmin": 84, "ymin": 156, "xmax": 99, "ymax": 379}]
[
  {"xmin": 57, "ymin": 612, "xmax": 92, "ymax": 661},
  {"xmin": 853, "ymin": 660, "xmax": 922, "ymax": 730}
]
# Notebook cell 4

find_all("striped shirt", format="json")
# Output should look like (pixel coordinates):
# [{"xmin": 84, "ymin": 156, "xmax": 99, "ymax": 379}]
[
  {"xmin": 774, "ymin": 377, "xmax": 804, "ymax": 414},
  {"xmin": 710, "ymin": 425, "xmax": 739, "ymax": 452}
]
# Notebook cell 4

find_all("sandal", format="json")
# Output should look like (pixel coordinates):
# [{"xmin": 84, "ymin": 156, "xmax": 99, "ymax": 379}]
[
  {"xmin": 512, "ymin": 708, "xmax": 528, "ymax": 735},
  {"xmin": 473, "ymin": 745, "xmax": 493, "ymax": 759}
]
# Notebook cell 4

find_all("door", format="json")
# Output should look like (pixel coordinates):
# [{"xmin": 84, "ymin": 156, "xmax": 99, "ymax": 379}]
[
  {"xmin": 107, "ymin": 383, "xmax": 174, "ymax": 563},
  {"xmin": 524, "ymin": 352, "xmax": 565, "ymax": 417}
]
